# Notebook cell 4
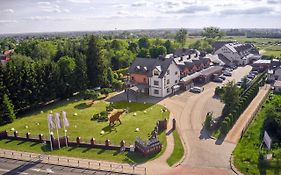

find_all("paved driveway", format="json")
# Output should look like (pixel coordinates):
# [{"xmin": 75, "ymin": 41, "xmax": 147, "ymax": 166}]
[{"xmin": 150, "ymin": 66, "xmax": 252, "ymax": 175}]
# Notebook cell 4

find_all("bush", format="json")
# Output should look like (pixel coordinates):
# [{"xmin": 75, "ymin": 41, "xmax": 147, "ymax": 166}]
[
  {"xmin": 215, "ymin": 86, "xmax": 224, "ymax": 97},
  {"xmin": 91, "ymin": 111, "xmax": 109, "ymax": 122},
  {"xmin": 84, "ymin": 89, "xmax": 99, "ymax": 101},
  {"xmin": 220, "ymin": 121, "xmax": 229, "ymax": 135},
  {"xmin": 204, "ymin": 112, "xmax": 212, "ymax": 130},
  {"xmin": 100, "ymin": 88, "xmax": 113, "ymax": 96}
]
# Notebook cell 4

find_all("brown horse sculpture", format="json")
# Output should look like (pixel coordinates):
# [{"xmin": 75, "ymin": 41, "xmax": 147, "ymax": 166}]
[{"xmin": 109, "ymin": 109, "xmax": 125, "ymax": 126}]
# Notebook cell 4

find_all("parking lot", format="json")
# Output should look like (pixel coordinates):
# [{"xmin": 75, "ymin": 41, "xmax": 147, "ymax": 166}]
[{"xmin": 157, "ymin": 65, "xmax": 252, "ymax": 175}]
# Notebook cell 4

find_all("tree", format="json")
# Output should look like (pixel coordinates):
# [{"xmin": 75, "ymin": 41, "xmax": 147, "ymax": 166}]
[
  {"xmin": 163, "ymin": 40, "xmax": 175, "ymax": 53},
  {"xmin": 137, "ymin": 48, "xmax": 149, "ymax": 58},
  {"xmin": 128, "ymin": 42, "xmax": 138, "ymax": 53},
  {"xmin": 241, "ymin": 76, "xmax": 248, "ymax": 90},
  {"xmin": 0, "ymin": 94, "xmax": 16, "ymax": 124},
  {"xmin": 175, "ymin": 28, "xmax": 187, "ymax": 47},
  {"xmin": 100, "ymin": 88, "xmax": 113, "ymax": 97},
  {"xmin": 149, "ymin": 45, "xmax": 167, "ymax": 58},
  {"xmin": 202, "ymin": 27, "xmax": 224, "ymax": 39},
  {"xmin": 221, "ymin": 81, "xmax": 240, "ymax": 116},
  {"xmin": 83, "ymin": 89, "xmax": 99, "ymax": 103},
  {"xmin": 138, "ymin": 37, "xmax": 150, "ymax": 49},
  {"xmin": 86, "ymin": 36, "xmax": 108, "ymax": 88}
]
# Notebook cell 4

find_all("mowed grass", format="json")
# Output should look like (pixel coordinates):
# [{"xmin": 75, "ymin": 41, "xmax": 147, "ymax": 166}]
[
  {"xmin": 0, "ymin": 97, "xmax": 169, "ymax": 145},
  {"xmin": 233, "ymin": 94, "xmax": 281, "ymax": 175},
  {"xmin": 166, "ymin": 130, "xmax": 184, "ymax": 167},
  {"xmin": 0, "ymin": 97, "xmax": 169, "ymax": 163}
]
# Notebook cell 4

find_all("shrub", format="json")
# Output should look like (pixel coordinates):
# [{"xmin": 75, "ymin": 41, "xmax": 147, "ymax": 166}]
[
  {"xmin": 220, "ymin": 121, "xmax": 229, "ymax": 135},
  {"xmin": 84, "ymin": 89, "xmax": 99, "ymax": 101},
  {"xmin": 91, "ymin": 111, "xmax": 109, "ymax": 122},
  {"xmin": 100, "ymin": 88, "xmax": 113, "ymax": 96},
  {"xmin": 204, "ymin": 112, "xmax": 212, "ymax": 130}
]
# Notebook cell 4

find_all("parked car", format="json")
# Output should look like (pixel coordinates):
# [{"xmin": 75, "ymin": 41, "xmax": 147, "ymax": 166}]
[
  {"xmin": 219, "ymin": 75, "xmax": 226, "ymax": 80},
  {"xmin": 190, "ymin": 86, "xmax": 204, "ymax": 93},
  {"xmin": 213, "ymin": 77, "xmax": 223, "ymax": 83},
  {"xmin": 223, "ymin": 71, "xmax": 232, "ymax": 76},
  {"xmin": 251, "ymin": 71, "xmax": 259, "ymax": 75},
  {"xmin": 236, "ymin": 81, "xmax": 242, "ymax": 86},
  {"xmin": 247, "ymin": 74, "xmax": 255, "ymax": 79}
]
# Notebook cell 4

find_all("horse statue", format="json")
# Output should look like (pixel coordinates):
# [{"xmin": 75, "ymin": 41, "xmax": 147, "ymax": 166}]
[{"xmin": 109, "ymin": 109, "xmax": 125, "ymax": 126}]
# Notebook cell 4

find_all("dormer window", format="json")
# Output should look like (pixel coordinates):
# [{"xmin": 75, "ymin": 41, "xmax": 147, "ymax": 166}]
[
  {"xmin": 136, "ymin": 66, "xmax": 140, "ymax": 70},
  {"xmin": 167, "ymin": 70, "xmax": 170, "ymax": 75},
  {"xmin": 154, "ymin": 70, "xmax": 159, "ymax": 76},
  {"xmin": 143, "ymin": 66, "xmax": 147, "ymax": 71}
]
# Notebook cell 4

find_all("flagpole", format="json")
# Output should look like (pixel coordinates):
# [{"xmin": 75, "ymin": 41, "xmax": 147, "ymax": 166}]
[
  {"xmin": 62, "ymin": 111, "xmax": 68, "ymax": 147},
  {"xmin": 47, "ymin": 115, "xmax": 53, "ymax": 151},
  {"xmin": 55, "ymin": 113, "xmax": 61, "ymax": 149},
  {"xmin": 63, "ymin": 122, "xmax": 68, "ymax": 147}
]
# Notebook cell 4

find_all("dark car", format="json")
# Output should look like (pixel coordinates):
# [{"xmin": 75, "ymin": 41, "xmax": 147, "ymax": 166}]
[
  {"xmin": 213, "ymin": 77, "xmax": 223, "ymax": 83},
  {"xmin": 223, "ymin": 71, "xmax": 232, "ymax": 76},
  {"xmin": 219, "ymin": 75, "xmax": 226, "ymax": 80}
]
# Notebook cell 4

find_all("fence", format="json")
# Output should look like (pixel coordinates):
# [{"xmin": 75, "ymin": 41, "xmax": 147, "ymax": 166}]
[
  {"xmin": 241, "ymin": 85, "xmax": 271, "ymax": 138},
  {"xmin": 0, "ymin": 149, "xmax": 147, "ymax": 175}
]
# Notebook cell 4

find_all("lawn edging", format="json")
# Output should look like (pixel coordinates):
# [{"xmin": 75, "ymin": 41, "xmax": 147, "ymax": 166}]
[{"xmin": 166, "ymin": 129, "xmax": 185, "ymax": 167}]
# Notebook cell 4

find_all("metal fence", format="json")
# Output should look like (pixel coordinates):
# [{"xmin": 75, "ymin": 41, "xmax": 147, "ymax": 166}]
[{"xmin": 0, "ymin": 149, "xmax": 147, "ymax": 175}]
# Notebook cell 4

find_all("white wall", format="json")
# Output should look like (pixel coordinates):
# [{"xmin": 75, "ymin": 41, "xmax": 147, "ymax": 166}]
[
  {"xmin": 215, "ymin": 46, "xmax": 242, "ymax": 65},
  {"xmin": 149, "ymin": 61, "xmax": 180, "ymax": 97}
]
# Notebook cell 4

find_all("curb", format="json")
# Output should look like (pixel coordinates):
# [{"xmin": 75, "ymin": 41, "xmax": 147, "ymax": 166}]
[{"xmin": 230, "ymin": 154, "xmax": 244, "ymax": 175}]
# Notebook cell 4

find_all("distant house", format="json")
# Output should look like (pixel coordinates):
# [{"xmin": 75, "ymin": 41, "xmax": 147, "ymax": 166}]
[
  {"xmin": 128, "ymin": 56, "xmax": 181, "ymax": 97},
  {"xmin": 214, "ymin": 41, "xmax": 261, "ymax": 66},
  {"xmin": 266, "ymin": 59, "xmax": 281, "ymax": 83}
]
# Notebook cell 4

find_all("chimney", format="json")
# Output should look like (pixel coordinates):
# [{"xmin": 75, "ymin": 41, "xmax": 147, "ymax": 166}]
[{"xmin": 180, "ymin": 57, "xmax": 183, "ymax": 62}]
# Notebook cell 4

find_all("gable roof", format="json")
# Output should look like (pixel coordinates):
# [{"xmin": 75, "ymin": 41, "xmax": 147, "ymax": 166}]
[
  {"xmin": 128, "ymin": 56, "xmax": 176, "ymax": 78},
  {"xmin": 212, "ymin": 41, "xmax": 234, "ymax": 52}
]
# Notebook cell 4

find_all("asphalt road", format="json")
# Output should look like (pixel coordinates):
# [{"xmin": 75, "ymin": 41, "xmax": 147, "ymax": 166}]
[{"xmin": 0, "ymin": 157, "xmax": 126, "ymax": 175}]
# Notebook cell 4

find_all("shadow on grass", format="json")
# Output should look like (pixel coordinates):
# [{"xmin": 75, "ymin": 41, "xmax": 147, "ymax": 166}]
[
  {"xmin": 82, "ymin": 147, "xmax": 91, "ymax": 153},
  {"xmin": 17, "ymin": 140, "xmax": 26, "ymax": 145},
  {"xmin": 97, "ymin": 149, "xmax": 105, "ymax": 155},
  {"xmin": 30, "ymin": 142, "xmax": 40, "ymax": 147},
  {"xmin": 102, "ymin": 124, "xmax": 119, "ymax": 135},
  {"xmin": 123, "ymin": 151, "xmax": 160, "ymax": 164},
  {"xmin": 5, "ymin": 140, "xmax": 13, "ymax": 144},
  {"xmin": 74, "ymin": 102, "xmax": 92, "ymax": 110}
]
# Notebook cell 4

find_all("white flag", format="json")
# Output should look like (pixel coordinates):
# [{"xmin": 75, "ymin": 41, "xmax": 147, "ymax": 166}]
[
  {"xmin": 48, "ymin": 114, "xmax": 55, "ymax": 129},
  {"xmin": 62, "ymin": 111, "xmax": 69, "ymax": 127},
  {"xmin": 55, "ymin": 113, "xmax": 62, "ymax": 129}
]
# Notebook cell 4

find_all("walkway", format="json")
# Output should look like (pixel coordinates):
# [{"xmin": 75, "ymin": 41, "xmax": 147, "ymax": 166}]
[{"xmin": 225, "ymin": 85, "xmax": 270, "ymax": 144}]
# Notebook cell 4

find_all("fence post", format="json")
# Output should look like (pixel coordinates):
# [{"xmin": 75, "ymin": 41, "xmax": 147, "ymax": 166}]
[
  {"xmin": 145, "ymin": 167, "xmax": 147, "ymax": 175},
  {"xmin": 133, "ymin": 166, "xmax": 135, "ymax": 174},
  {"xmin": 88, "ymin": 162, "xmax": 90, "ymax": 169},
  {"xmin": 99, "ymin": 162, "xmax": 101, "ymax": 170},
  {"xmin": 78, "ymin": 160, "xmax": 79, "ymax": 167},
  {"xmin": 110, "ymin": 164, "xmax": 112, "ymax": 171},
  {"xmin": 121, "ymin": 165, "xmax": 123, "ymax": 173},
  {"xmin": 67, "ymin": 159, "xmax": 69, "ymax": 166}
]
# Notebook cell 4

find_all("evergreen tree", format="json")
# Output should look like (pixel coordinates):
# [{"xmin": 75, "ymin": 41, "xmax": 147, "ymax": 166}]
[
  {"xmin": 86, "ymin": 36, "xmax": 108, "ymax": 87},
  {"xmin": 1, "ymin": 94, "xmax": 16, "ymax": 124}
]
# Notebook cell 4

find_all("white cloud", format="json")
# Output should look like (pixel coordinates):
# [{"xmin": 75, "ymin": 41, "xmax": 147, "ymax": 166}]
[
  {"xmin": 1, "ymin": 9, "xmax": 14, "ymax": 14},
  {"xmin": 131, "ymin": 1, "xmax": 147, "ymax": 7},
  {"xmin": 67, "ymin": 0, "xmax": 91, "ymax": 3},
  {"xmin": 0, "ymin": 20, "xmax": 17, "ymax": 24},
  {"xmin": 37, "ymin": 2, "xmax": 51, "ymax": 6}
]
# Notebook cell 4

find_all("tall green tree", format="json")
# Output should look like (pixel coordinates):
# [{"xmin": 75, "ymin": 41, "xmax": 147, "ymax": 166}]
[
  {"xmin": 175, "ymin": 28, "xmax": 187, "ymax": 47},
  {"xmin": 222, "ymin": 81, "xmax": 240, "ymax": 116},
  {"xmin": 163, "ymin": 40, "xmax": 175, "ymax": 53},
  {"xmin": 1, "ymin": 94, "xmax": 16, "ymax": 124},
  {"xmin": 138, "ymin": 37, "xmax": 150, "ymax": 49},
  {"xmin": 149, "ymin": 45, "xmax": 167, "ymax": 58},
  {"xmin": 86, "ymin": 36, "xmax": 108, "ymax": 87}
]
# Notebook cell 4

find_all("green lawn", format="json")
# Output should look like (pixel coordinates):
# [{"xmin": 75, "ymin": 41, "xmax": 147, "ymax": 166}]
[
  {"xmin": 0, "ymin": 97, "xmax": 169, "ymax": 163},
  {"xmin": 166, "ymin": 130, "xmax": 184, "ymax": 167},
  {"xmin": 233, "ymin": 94, "xmax": 281, "ymax": 175}
]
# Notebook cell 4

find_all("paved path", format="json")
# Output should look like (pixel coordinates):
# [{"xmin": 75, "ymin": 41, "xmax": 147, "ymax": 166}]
[
  {"xmin": 140, "ymin": 66, "xmax": 252, "ymax": 175},
  {"xmin": 225, "ymin": 85, "xmax": 270, "ymax": 144}
]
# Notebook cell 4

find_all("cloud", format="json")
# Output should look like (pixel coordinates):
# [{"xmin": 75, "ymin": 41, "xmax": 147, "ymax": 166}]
[
  {"xmin": 22, "ymin": 16, "xmax": 73, "ymax": 21},
  {"xmin": 67, "ymin": 0, "xmax": 91, "ymax": 3},
  {"xmin": 267, "ymin": 0, "xmax": 281, "ymax": 4},
  {"xmin": 1, "ymin": 9, "xmax": 15, "ymax": 14},
  {"xmin": 38, "ymin": 2, "xmax": 69, "ymax": 13},
  {"xmin": 220, "ymin": 7, "xmax": 273, "ymax": 15},
  {"xmin": 0, "ymin": 20, "xmax": 17, "ymax": 24},
  {"xmin": 37, "ymin": 2, "xmax": 51, "ymax": 6},
  {"xmin": 131, "ymin": 1, "xmax": 147, "ymax": 7},
  {"xmin": 166, "ymin": 5, "xmax": 210, "ymax": 14}
]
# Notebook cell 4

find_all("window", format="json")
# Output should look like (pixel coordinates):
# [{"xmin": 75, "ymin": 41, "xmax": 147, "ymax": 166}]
[
  {"xmin": 154, "ymin": 89, "xmax": 159, "ymax": 94},
  {"xmin": 131, "ymin": 76, "xmax": 134, "ymax": 81},
  {"xmin": 167, "ymin": 79, "xmax": 170, "ymax": 84},
  {"xmin": 154, "ymin": 81, "xmax": 159, "ymax": 86},
  {"xmin": 167, "ymin": 88, "xmax": 170, "ymax": 93},
  {"xmin": 154, "ymin": 70, "xmax": 159, "ymax": 76},
  {"xmin": 175, "ymin": 80, "xmax": 178, "ymax": 84},
  {"xmin": 167, "ymin": 70, "xmax": 170, "ymax": 75},
  {"xmin": 175, "ymin": 71, "xmax": 178, "ymax": 75},
  {"xmin": 143, "ymin": 78, "xmax": 146, "ymax": 82}
]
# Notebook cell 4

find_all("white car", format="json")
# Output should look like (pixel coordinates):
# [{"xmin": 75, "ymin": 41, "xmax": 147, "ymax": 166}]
[{"xmin": 190, "ymin": 86, "xmax": 204, "ymax": 93}]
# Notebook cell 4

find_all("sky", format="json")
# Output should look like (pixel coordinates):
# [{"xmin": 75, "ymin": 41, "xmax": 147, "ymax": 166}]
[{"xmin": 0, "ymin": 0, "xmax": 281, "ymax": 34}]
